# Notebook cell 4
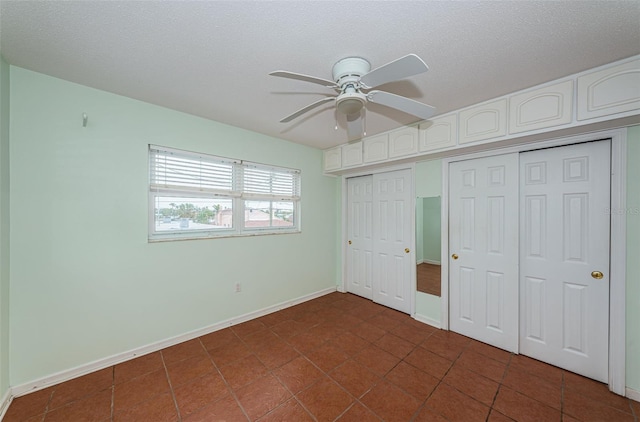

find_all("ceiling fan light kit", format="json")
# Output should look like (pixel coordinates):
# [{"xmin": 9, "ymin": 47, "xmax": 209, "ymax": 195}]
[
  {"xmin": 336, "ymin": 92, "xmax": 366, "ymax": 115},
  {"xmin": 270, "ymin": 54, "xmax": 436, "ymax": 140}
]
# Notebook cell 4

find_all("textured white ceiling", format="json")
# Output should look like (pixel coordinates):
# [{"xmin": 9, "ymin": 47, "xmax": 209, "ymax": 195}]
[{"xmin": 1, "ymin": 1, "xmax": 639, "ymax": 150}]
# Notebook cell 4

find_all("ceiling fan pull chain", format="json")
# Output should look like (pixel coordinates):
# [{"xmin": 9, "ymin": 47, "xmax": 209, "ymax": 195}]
[
  {"xmin": 363, "ymin": 108, "xmax": 367, "ymax": 137},
  {"xmin": 334, "ymin": 108, "xmax": 338, "ymax": 130}
]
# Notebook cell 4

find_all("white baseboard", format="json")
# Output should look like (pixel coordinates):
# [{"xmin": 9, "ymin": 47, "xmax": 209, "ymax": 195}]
[
  {"xmin": 0, "ymin": 388, "xmax": 12, "ymax": 421},
  {"xmin": 625, "ymin": 387, "xmax": 640, "ymax": 401},
  {"xmin": 413, "ymin": 313, "xmax": 441, "ymax": 329},
  {"xmin": 12, "ymin": 286, "xmax": 336, "ymax": 398},
  {"xmin": 422, "ymin": 259, "xmax": 441, "ymax": 265}
]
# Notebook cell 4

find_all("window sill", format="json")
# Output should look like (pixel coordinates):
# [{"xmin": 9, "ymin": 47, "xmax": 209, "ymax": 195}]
[{"xmin": 148, "ymin": 229, "xmax": 302, "ymax": 243}]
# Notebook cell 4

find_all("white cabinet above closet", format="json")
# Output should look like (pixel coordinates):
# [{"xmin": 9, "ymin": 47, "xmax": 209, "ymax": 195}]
[
  {"xmin": 323, "ymin": 146, "xmax": 342, "ymax": 172},
  {"xmin": 577, "ymin": 58, "xmax": 640, "ymax": 121},
  {"xmin": 341, "ymin": 142, "xmax": 363, "ymax": 168},
  {"xmin": 388, "ymin": 126, "xmax": 419, "ymax": 158},
  {"xmin": 509, "ymin": 80, "xmax": 573, "ymax": 134},
  {"xmin": 363, "ymin": 134, "xmax": 389, "ymax": 163},
  {"xmin": 419, "ymin": 114, "xmax": 457, "ymax": 152},
  {"xmin": 458, "ymin": 99, "xmax": 508, "ymax": 144}
]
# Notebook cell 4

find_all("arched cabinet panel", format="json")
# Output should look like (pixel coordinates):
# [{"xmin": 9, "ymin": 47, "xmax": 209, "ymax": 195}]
[
  {"xmin": 509, "ymin": 81, "xmax": 573, "ymax": 134},
  {"xmin": 577, "ymin": 59, "xmax": 640, "ymax": 120}
]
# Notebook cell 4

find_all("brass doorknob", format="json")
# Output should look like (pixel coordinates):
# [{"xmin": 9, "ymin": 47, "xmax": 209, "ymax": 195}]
[
  {"xmin": 405, "ymin": 248, "xmax": 410, "ymax": 253},
  {"xmin": 452, "ymin": 254, "xmax": 459, "ymax": 260},
  {"xmin": 348, "ymin": 240, "xmax": 352, "ymax": 245},
  {"xmin": 591, "ymin": 271, "xmax": 604, "ymax": 279}
]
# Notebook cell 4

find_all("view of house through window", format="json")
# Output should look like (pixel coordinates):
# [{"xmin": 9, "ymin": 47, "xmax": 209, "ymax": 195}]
[
  {"xmin": 154, "ymin": 197, "xmax": 233, "ymax": 232},
  {"xmin": 244, "ymin": 200, "xmax": 295, "ymax": 228},
  {"xmin": 149, "ymin": 145, "xmax": 300, "ymax": 241}
]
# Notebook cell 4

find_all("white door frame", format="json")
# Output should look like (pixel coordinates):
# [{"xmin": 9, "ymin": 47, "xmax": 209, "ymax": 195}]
[
  {"xmin": 340, "ymin": 163, "xmax": 417, "ymax": 316},
  {"xmin": 441, "ymin": 128, "xmax": 627, "ymax": 395}
]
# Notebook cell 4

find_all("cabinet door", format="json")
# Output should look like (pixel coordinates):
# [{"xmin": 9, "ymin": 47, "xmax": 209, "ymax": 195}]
[
  {"xmin": 363, "ymin": 134, "xmax": 389, "ymax": 163},
  {"xmin": 509, "ymin": 80, "xmax": 573, "ymax": 134},
  {"xmin": 342, "ymin": 142, "xmax": 363, "ymax": 168},
  {"xmin": 389, "ymin": 127, "xmax": 419, "ymax": 158},
  {"xmin": 419, "ymin": 114, "xmax": 457, "ymax": 152},
  {"xmin": 577, "ymin": 59, "xmax": 640, "ymax": 120},
  {"xmin": 323, "ymin": 147, "xmax": 342, "ymax": 171},
  {"xmin": 459, "ymin": 99, "xmax": 507, "ymax": 144}
]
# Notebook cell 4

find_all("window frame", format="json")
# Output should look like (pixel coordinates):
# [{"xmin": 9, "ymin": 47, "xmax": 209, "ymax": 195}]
[{"xmin": 148, "ymin": 145, "xmax": 301, "ymax": 242}]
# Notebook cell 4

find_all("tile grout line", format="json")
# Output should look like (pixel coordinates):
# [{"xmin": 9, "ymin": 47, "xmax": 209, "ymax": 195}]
[
  {"xmin": 377, "ymin": 334, "xmax": 423, "ymax": 421},
  {"xmin": 268, "ymin": 322, "xmax": 354, "ymax": 422},
  {"xmin": 160, "ymin": 350, "xmax": 183, "ymax": 422},
  {"xmin": 110, "ymin": 366, "xmax": 115, "ymax": 422},
  {"xmin": 201, "ymin": 335, "xmax": 253, "ymax": 422},
  {"xmin": 256, "ymin": 352, "xmax": 318, "ymax": 422},
  {"xmin": 408, "ymin": 331, "xmax": 470, "ymax": 422},
  {"xmin": 319, "ymin": 318, "xmax": 389, "ymax": 421},
  {"xmin": 324, "ymin": 315, "xmax": 436, "ymax": 422},
  {"xmin": 39, "ymin": 388, "xmax": 55, "ymax": 422},
  {"xmin": 485, "ymin": 351, "xmax": 514, "ymax": 422},
  {"xmin": 304, "ymin": 307, "xmax": 386, "ymax": 421},
  {"xmin": 560, "ymin": 370, "xmax": 566, "ymax": 421}
]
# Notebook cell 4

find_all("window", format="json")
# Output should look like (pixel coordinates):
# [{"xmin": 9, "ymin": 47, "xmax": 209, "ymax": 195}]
[{"xmin": 149, "ymin": 145, "xmax": 300, "ymax": 241}]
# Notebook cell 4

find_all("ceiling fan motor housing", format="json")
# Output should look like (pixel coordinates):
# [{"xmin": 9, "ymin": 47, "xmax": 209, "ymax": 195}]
[
  {"xmin": 332, "ymin": 57, "xmax": 371, "ymax": 87},
  {"xmin": 333, "ymin": 57, "xmax": 370, "ymax": 115}
]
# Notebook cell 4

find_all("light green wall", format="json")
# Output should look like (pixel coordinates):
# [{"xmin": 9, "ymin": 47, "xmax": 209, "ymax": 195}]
[
  {"xmin": 416, "ymin": 197, "xmax": 441, "ymax": 264},
  {"xmin": 415, "ymin": 292, "xmax": 441, "ymax": 324},
  {"xmin": 422, "ymin": 197, "xmax": 441, "ymax": 264},
  {"xmin": 0, "ymin": 56, "xmax": 10, "ymax": 397},
  {"xmin": 626, "ymin": 125, "xmax": 640, "ymax": 392},
  {"xmin": 416, "ymin": 200, "xmax": 424, "ymax": 263},
  {"xmin": 414, "ymin": 160, "xmax": 442, "ymax": 324},
  {"xmin": 9, "ymin": 67, "xmax": 338, "ymax": 386},
  {"xmin": 415, "ymin": 159, "xmax": 441, "ymax": 198}
]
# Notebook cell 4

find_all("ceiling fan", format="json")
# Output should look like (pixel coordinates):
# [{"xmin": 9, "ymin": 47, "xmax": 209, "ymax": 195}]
[{"xmin": 269, "ymin": 54, "xmax": 436, "ymax": 141}]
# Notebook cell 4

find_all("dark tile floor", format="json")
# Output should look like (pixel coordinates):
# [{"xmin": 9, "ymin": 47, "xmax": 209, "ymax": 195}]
[{"xmin": 4, "ymin": 292, "xmax": 639, "ymax": 421}]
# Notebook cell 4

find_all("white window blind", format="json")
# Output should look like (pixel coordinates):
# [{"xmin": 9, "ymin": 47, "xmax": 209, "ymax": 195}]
[
  {"xmin": 242, "ymin": 164, "xmax": 301, "ymax": 201},
  {"xmin": 149, "ymin": 146, "xmax": 241, "ymax": 197}
]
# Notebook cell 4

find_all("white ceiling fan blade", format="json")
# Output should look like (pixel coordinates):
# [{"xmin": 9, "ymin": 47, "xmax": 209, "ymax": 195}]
[
  {"xmin": 360, "ymin": 54, "xmax": 429, "ymax": 89},
  {"xmin": 270, "ymin": 71, "xmax": 338, "ymax": 88},
  {"xmin": 346, "ymin": 112, "xmax": 363, "ymax": 141},
  {"xmin": 279, "ymin": 97, "xmax": 335, "ymax": 123},
  {"xmin": 367, "ymin": 90, "xmax": 436, "ymax": 120}
]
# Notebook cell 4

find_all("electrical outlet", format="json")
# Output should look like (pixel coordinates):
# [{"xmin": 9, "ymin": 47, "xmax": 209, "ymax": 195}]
[{"xmin": 235, "ymin": 283, "xmax": 241, "ymax": 293}]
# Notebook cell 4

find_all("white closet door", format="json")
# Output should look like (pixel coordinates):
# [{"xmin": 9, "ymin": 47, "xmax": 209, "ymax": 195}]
[
  {"xmin": 519, "ymin": 140, "xmax": 610, "ymax": 382},
  {"xmin": 372, "ymin": 169, "xmax": 413, "ymax": 314},
  {"xmin": 346, "ymin": 176, "xmax": 374, "ymax": 299},
  {"xmin": 449, "ymin": 154, "xmax": 519, "ymax": 352}
]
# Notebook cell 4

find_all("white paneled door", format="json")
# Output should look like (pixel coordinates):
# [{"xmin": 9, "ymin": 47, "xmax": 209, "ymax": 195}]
[
  {"xmin": 449, "ymin": 154, "xmax": 520, "ymax": 352},
  {"xmin": 519, "ymin": 141, "xmax": 610, "ymax": 382},
  {"xmin": 371, "ymin": 169, "xmax": 413, "ymax": 314},
  {"xmin": 346, "ymin": 176, "xmax": 374, "ymax": 299},
  {"xmin": 346, "ymin": 169, "xmax": 413, "ymax": 314}
]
